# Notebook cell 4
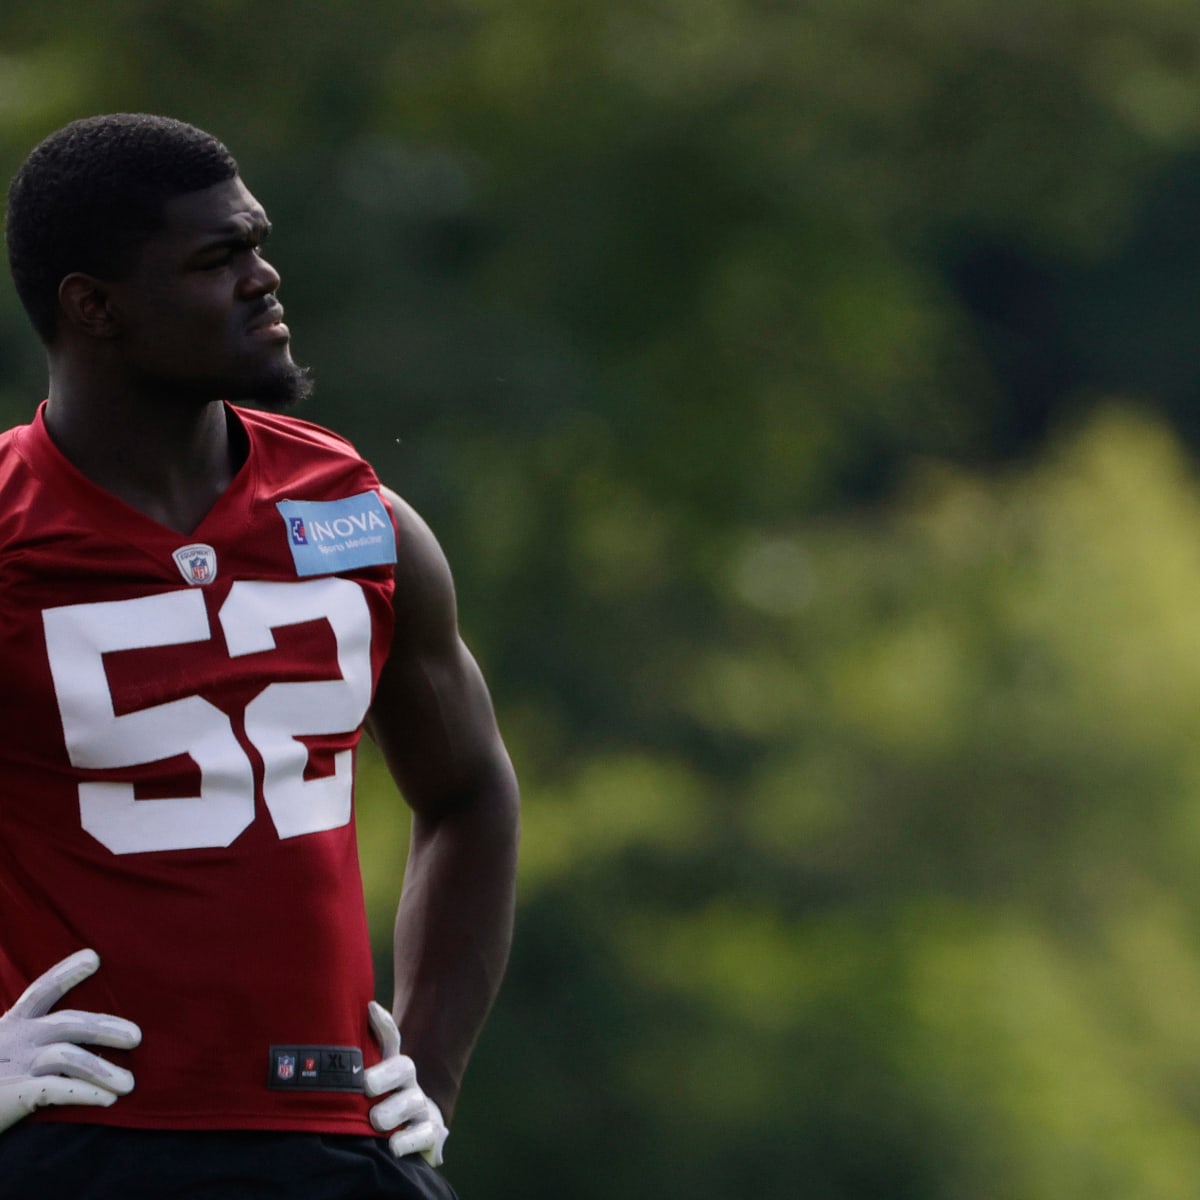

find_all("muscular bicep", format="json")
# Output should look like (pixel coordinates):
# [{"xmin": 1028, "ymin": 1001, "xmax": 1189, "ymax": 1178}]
[
  {"xmin": 367, "ymin": 632, "xmax": 510, "ymax": 818},
  {"xmin": 367, "ymin": 489, "xmax": 511, "ymax": 818}
]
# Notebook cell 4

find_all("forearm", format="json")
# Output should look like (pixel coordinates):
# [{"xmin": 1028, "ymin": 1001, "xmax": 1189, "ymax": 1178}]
[{"xmin": 391, "ymin": 759, "xmax": 519, "ymax": 1123}]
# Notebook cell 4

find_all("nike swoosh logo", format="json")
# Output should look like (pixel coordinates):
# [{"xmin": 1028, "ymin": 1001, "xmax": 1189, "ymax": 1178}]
[{"xmin": 352, "ymin": 1064, "xmax": 362, "ymax": 1074}]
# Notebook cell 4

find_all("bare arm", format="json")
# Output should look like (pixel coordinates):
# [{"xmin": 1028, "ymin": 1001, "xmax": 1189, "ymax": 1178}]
[{"xmin": 365, "ymin": 487, "xmax": 520, "ymax": 1124}]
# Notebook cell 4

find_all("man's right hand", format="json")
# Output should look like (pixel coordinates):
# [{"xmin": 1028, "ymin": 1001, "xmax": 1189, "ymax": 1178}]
[{"xmin": 0, "ymin": 948, "xmax": 141, "ymax": 1132}]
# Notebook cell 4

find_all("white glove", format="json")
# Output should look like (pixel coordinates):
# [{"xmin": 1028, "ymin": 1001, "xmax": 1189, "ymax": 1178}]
[
  {"xmin": 0, "ymin": 948, "xmax": 142, "ymax": 1133},
  {"xmin": 364, "ymin": 1000, "xmax": 449, "ymax": 1167}
]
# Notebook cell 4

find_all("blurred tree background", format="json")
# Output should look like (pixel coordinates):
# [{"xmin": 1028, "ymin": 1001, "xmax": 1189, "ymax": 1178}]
[{"xmin": 4, "ymin": 1, "xmax": 1200, "ymax": 1195}]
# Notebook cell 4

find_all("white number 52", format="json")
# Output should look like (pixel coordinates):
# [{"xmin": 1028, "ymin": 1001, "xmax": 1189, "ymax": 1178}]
[{"xmin": 42, "ymin": 578, "xmax": 373, "ymax": 855}]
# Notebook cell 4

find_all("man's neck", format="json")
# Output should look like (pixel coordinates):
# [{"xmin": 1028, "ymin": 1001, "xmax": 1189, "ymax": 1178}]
[{"xmin": 43, "ymin": 380, "xmax": 242, "ymax": 536}]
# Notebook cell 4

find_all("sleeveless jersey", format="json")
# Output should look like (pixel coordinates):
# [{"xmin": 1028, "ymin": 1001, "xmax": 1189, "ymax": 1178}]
[{"xmin": 0, "ymin": 402, "xmax": 398, "ymax": 1134}]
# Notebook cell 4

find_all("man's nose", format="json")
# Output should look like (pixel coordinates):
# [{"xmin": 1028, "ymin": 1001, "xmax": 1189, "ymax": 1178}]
[{"xmin": 239, "ymin": 253, "xmax": 281, "ymax": 298}]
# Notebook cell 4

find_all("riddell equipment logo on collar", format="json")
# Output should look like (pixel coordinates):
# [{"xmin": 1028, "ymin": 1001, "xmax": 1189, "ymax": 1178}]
[
  {"xmin": 172, "ymin": 543, "xmax": 218, "ymax": 585},
  {"xmin": 276, "ymin": 491, "xmax": 397, "ymax": 577}
]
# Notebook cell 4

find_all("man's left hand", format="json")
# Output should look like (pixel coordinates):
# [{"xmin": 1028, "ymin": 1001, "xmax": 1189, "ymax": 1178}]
[{"xmin": 364, "ymin": 1001, "xmax": 449, "ymax": 1167}]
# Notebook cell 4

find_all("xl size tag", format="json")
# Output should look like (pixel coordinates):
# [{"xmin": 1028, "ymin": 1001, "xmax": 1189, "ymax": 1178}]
[
  {"xmin": 277, "ymin": 491, "xmax": 396, "ymax": 577},
  {"xmin": 268, "ymin": 1044, "xmax": 365, "ymax": 1092}
]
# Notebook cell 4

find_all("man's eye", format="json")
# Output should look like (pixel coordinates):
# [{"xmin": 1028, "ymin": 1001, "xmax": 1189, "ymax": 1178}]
[
  {"xmin": 199, "ymin": 243, "xmax": 257, "ymax": 268},
  {"xmin": 196, "ymin": 249, "xmax": 234, "ymax": 269}
]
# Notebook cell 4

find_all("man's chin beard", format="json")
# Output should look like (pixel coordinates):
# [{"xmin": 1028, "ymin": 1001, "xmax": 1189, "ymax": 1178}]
[
  {"xmin": 225, "ymin": 361, "xmax": 314, "ymax": 411},
  {"xmin": 141, "ymin": 360, "xmax": 315, "ymax": 410}
]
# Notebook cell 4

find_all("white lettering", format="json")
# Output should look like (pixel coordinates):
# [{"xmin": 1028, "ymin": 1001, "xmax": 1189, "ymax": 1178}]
[
  {"xmin": 314, "ymin": 534, "xmax": 385, "ymax": 555},
  {"xmin": 301, "ymin": 507, "xmax": 388, "ymax": 544}
]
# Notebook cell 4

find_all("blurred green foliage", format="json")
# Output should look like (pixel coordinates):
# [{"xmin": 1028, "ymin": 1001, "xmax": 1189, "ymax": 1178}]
[{"xmin": 5, "ymin": 3, "xmax": 1200, "ymax": 1196}]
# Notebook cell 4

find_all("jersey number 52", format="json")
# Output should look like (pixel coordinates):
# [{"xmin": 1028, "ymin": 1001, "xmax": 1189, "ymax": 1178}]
[{"xmin": 42, "ymin": 578, "xmax": 372, "ymax": 855}]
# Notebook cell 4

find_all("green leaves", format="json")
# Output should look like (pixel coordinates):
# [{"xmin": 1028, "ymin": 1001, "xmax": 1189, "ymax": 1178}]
[{"xmin": 6, "ymin": 4, "xmax": 1200, "ymax": 1194}]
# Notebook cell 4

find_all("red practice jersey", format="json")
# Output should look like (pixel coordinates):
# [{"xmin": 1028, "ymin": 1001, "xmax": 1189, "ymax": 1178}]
[{"xmin": 0, "ymin": 402, "xmax": 399, "ymax": 1134}]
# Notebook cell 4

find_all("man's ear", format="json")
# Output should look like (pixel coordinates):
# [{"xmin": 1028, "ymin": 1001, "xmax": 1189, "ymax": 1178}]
[{"xmin": 58, "ymin": 273, "xmax": 122, "ymax": 339}]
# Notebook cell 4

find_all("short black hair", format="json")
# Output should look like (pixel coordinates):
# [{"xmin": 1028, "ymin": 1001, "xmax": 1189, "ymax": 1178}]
[{"xmin": 5, "ymin": 113, "xmax": 239, "ymax": 343}]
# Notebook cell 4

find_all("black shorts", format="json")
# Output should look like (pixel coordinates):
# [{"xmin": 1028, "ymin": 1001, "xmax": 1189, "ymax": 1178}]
[{"xmin": 0, "ymin": 1124, "xmax": 460, "ymax": 1200}]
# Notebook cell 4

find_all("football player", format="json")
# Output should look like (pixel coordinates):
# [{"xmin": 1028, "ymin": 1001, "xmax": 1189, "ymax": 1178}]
[{"xmin": 0, "ymin": 114, "xmax": 519, "ymax": 1199}]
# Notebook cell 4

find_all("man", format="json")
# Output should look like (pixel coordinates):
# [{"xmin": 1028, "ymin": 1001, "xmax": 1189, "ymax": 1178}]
[{"xmin": 0, "ymin": 113, "xmax": 520, "ymax": 1198}]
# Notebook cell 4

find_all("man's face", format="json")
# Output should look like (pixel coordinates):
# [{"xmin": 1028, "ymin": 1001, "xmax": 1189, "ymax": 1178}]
[{"xmin": 108, "ymin": 176, "xmax": 310, "ymax": 407}]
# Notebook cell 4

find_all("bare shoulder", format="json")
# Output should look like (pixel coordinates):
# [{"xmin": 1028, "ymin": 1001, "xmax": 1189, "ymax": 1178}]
[{"xmin": 378, "ymin": 484, "xmax": 459, "ymax": 648}]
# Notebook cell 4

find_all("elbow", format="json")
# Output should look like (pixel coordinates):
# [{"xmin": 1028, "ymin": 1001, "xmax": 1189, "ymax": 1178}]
[
  {"xmin": 413, "ymin": 750, "xmax": 521, "ymax": 845},
  {"xmin": 488, "ymin": 753, "xmax": 521, "ymax": 847}
]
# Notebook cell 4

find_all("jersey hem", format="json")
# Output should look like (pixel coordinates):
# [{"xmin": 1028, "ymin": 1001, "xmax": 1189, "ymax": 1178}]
[{"xmin": 32, "ymin": 1110, "xmax": 378, "ymax": 1136}]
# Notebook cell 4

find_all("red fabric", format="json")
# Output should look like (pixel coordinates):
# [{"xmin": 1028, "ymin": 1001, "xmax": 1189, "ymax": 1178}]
[{"xmin": 0, "ymin": 403, "xmax": 397, "ymax": 1133}]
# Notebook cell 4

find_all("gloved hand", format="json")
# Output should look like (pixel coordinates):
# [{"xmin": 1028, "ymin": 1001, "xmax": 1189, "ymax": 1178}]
[
  {"xmin": 0, "ymin": 948, "xmax": 142, "ymax": 1133},
  {"xmin": 364, "ymin": 1000, "xmax": 449, "ymax": 1167}
]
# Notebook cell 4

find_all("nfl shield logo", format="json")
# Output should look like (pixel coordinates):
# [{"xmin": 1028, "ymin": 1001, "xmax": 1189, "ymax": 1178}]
[
  {"xmin": 277, "ymin": 1054, "xmax": 295, "ymax": 1081},
  {"xmin": 172, "ymin": 543, "xmax": 218, "ymax": 586}
]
